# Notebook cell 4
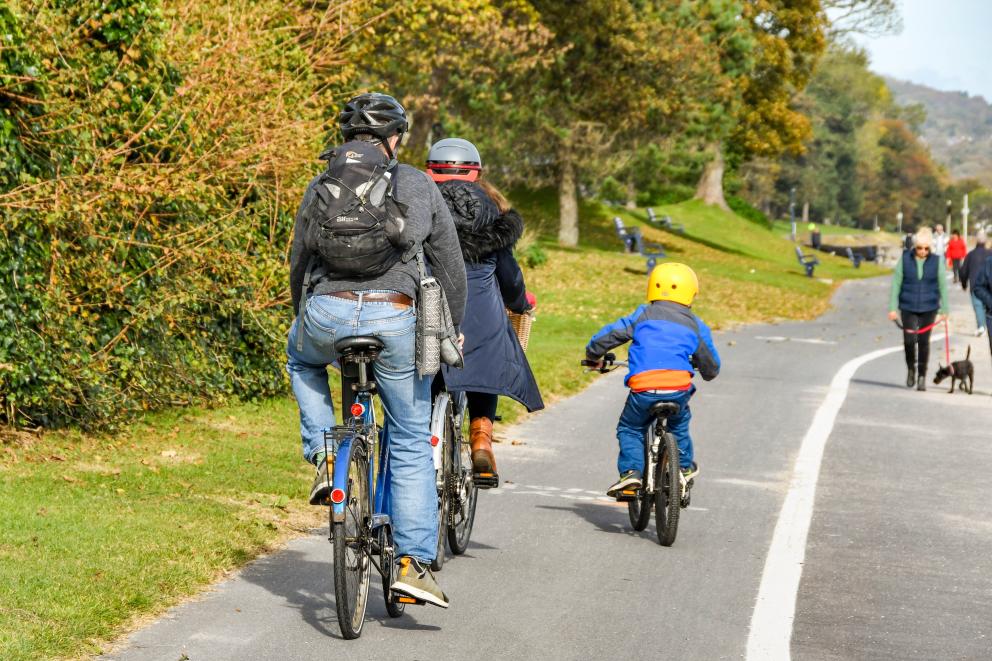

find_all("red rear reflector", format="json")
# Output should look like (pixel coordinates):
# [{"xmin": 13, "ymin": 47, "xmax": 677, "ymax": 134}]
[
  {"xmin": 330, "ymin": 488, "xmax": 346, "ymax": 504},
  {"xmin": 350, "ymin": 403, "xmax": 364, "ymax": 417},
  {"xmin": 430, "ymin": 435, "xmax": 439, "ymax": 447}
]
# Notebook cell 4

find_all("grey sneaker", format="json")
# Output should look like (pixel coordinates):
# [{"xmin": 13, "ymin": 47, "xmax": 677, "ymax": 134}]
[
  {"xmin": 607, "ymin": 470, "xmax": 642, "ymax": 497},
  {"xmin": 308, "ymin": 455, "xmax": 333, "ymax": 505},
  {"xmin": 391, "ymin": 556, "xmax": 449, "ymax": 608}
]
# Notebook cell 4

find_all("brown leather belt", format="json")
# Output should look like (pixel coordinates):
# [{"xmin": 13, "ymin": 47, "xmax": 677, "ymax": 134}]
[{"xmin": 327, "ymin": 291, "xmax": 413, "ymax": 306}]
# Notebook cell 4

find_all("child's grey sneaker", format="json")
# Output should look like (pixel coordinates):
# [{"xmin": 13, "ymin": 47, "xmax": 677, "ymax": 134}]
[
  {"xmin": 390, "ymin": 556, "xmax": 450, "ymax": 608},
  {"xmin": 308, "ymin": 455, "xmax": 333, "ymax": 505},
  {"xmin": 607, "ymin": 470, "xmax": 642, "ymax": 497}
]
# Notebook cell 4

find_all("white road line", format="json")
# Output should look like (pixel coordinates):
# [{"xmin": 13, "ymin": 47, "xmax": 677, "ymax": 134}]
[
  {"xmin": 746, "ymin": 335, "xmax": 944, "ymax": 660},
  {"xmin": 754, "ymin": 335, "xmax": 838, "ymax": 345}
]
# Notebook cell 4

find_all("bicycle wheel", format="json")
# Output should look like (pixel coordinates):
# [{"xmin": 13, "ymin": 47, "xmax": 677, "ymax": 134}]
[
  {"xmin": 380, "ymin": 526, "xmax": 405, "ymax": 618},
  {"xmin": 447, "ymin": 418, "xmax": 478, "ymax": 555},
  {"xmin": 654, "ymin": 432, "xmax": 680, "ymax": 547},
  {"xmin": 430, "ymin": 422, "xmax": 450, "ymax": 571},
  {"xmin": 628, "ymin": 428, "xmax": 653, "ymax": 531},
  {"xmin": 333, "ymin": 441, "xmax": 372, "ymax": 639}
]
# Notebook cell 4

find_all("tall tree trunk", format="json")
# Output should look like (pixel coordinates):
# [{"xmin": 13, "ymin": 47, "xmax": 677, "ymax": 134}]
[
  {"xmin": 558, "ymin": 154, "xmax": 579, "ymax": 247},
  {"xmin": 405, "ymin": 71, "xmax": 448, "ymax": 161},
  {"xmin": 694, "ymin": 143, "xmax": 730, "ymax": 210},
  {"xmin": 406, "ymin": 104, "xmax": 436, "ymax": 163}
]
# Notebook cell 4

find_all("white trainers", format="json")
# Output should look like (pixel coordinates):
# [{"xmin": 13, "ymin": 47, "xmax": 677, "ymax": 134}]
[{"xmin": 977, "ymin": 327, "xmax": 986, "ymax": 338}]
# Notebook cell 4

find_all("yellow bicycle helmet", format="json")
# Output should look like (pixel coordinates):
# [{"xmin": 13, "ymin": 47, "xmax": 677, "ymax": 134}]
[{"xmin": 647, "ymin": 262, "xmax": 699, "ymax": 306}]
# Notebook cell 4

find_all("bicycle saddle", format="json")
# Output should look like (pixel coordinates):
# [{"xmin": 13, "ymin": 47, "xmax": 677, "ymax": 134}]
[
  {"xmin": 649, "ymin": 402, "xmax": 680, "ymax": 418},
  {"xmin": 334, "ymin": 336, "xmax": 384, "ymax": 358}
]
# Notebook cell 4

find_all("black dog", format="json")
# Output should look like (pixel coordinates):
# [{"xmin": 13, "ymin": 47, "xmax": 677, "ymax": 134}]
[{"xmin": 933, "ymin": 346, "xmax": 974, "ymax": 394}]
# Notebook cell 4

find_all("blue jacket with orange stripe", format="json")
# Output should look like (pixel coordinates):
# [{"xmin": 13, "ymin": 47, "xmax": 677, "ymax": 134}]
[{"xmin": 585, "ymin": 300, "xmax": 720, "ymax": 391}]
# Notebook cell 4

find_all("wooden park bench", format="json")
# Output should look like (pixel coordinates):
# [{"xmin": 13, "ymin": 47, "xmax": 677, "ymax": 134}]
[
  {"xmin": 614, "ymin": 217, "xmax": 665, "ymax": 273},
  {"xmin": 795, "ymin": 245, "xmax": 819, "ymax": 277}
]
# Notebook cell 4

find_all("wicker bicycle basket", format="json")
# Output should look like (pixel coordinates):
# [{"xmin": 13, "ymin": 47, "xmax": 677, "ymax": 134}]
[{"xmin": 506, "ymin": 309, "xmax": 534, "ymax": 352}]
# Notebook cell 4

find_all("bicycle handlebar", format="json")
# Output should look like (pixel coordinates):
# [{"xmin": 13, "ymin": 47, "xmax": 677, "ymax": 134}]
[{"xmin": 580, "ymin": 352, "xmax": 627, "ymax": 373}]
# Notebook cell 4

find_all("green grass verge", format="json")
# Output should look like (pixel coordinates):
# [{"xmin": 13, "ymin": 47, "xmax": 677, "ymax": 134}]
[{"xmin": 0, "ymin": 189, "xmax": 887, "ymax": 660}]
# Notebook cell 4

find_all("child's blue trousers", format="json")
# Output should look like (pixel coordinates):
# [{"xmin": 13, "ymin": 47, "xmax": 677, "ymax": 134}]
[{"xmin": 616, "ymin": 386, "xmax": 695, "ymax": 473}]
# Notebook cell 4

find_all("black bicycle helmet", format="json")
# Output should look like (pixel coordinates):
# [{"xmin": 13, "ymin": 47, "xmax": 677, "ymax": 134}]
[{"xmin": 338, "ymin": 93, "xmax": 408, "ymax": 141}]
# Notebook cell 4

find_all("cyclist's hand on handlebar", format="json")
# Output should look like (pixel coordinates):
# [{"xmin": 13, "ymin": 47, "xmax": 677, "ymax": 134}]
[{"xmin": 525, "ymin": 291, "xmax": 537, "ymax": 312}]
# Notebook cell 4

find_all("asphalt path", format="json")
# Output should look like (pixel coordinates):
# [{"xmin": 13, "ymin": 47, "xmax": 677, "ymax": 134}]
[{"xmin": 104, "ymin": 276, "xmax": 991, "ymax": 661}]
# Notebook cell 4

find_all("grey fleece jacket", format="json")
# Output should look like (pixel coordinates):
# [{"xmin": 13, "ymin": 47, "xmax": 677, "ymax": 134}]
[{"xmin": 289, "ymin": 163, "xmax": 467, "ymax": 326}]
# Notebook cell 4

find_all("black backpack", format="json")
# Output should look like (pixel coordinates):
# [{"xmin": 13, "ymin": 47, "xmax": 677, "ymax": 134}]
[{"xmin": 302, "ymin": 140, "xmax": 413, "ymax": 278}]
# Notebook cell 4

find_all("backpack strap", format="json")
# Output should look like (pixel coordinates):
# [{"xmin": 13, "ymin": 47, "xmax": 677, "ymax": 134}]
[{"xmin": 296, "ymin": 254, "xmax": 319, "ymax": 352}]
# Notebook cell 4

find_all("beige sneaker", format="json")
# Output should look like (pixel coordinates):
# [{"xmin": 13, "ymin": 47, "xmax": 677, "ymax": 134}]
[{"xmin": 391, "ymin": 556, "xmax": 450, "ymax": 608}]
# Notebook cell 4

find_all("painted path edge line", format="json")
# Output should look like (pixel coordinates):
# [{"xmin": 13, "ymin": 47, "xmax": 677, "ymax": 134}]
[{"xmin": 745, "ymin": 334, "xmax": 945, "ymax": 660}]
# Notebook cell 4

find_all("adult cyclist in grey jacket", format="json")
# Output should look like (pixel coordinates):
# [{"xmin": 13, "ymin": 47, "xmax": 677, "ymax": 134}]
[{"xmin": 286, "ymin": 93, "xmax": 466, "ymax": 608}]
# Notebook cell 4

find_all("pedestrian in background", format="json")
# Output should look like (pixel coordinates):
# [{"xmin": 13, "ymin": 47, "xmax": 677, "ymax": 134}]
[
  {"xmin": 971, "ymin": 242, "xmax": 992, "ymax": 371},
  {"xmin": 946, "ymin": 229, "xmax": 967, "ymax": 283},
  {"xmin": 961, "ymin": 230, "xmax": 991, "ymax": 338},
  {"xmin": 888, "ymin": 227, "xmax": 949, "ymax": 391},
  {"xmin": 932, "ymin": 223, "xmax": 948, "ymax": 259},
  {"xmin": 809, "ymin": 222, "xmax": 822, "ymax": 250}
]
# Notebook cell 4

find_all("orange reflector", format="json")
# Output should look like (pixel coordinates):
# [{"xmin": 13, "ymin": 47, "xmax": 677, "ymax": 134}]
[
  {"xmin": 430, "ymin": 435, "xmax": 439, "ymax": 447},
  {"xmin": 479, "ymin": 473, "xmax": 493, "ymax": 477},
  {"xmin": 330, "ymin": 488, "xmax": 346, "ymax": 504},
  {"xmin": 622, "ymin": 490, "xmax": 636, "ymax": 495},
  {"xmin": 350, "ymin": 403, "xmax": 364, "ymax": 417},
  {"xmin": 397, "ymin": 596, "xmax": 416, "ymax": 604}
]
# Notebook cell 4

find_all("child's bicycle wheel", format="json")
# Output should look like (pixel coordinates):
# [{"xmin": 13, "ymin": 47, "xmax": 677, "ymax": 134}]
[
  {"xmin": 628, "ymin": 427, "xmax": 654, "ymax": 531},
  {"xmin": 654, "ymin": 432, "xmax": 680, "ymax": 546}
]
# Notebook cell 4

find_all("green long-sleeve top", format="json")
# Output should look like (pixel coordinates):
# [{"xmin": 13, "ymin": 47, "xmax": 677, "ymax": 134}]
[{"xmin": 889, "ymin": 255, "xmax": 949, "ymax": 314}]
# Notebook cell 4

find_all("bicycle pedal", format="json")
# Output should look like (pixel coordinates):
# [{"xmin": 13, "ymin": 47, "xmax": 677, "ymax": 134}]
[
  {"xmin": 473, "ymin": 472, "xmax": 499, "ymax": 489},
  {"xmin": 392, "ymin": 592, "xmax": 426, "ymax": 606},
  {"xmin": 615, "ymin": 489, "xmax": 639, "ymax": 502}
]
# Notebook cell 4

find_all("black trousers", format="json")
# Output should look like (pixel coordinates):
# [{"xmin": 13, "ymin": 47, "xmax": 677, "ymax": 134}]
[
  {"xmin": 951, "ymin": 259, "xmax": 962, "ymax": 283},
  {"xmin": 902, "ymin": 309, "xmax": 937, "ymax": 376}
]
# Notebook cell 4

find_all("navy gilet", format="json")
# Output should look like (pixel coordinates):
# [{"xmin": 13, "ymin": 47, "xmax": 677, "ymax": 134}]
[{"xmin": 898, "ymin": 250, "xmax": 940, "ymax": 313}]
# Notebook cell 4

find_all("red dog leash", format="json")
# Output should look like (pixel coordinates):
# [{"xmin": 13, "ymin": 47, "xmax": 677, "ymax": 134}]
[{"xmin": 893, "ymin": 318, "xmax": 952, "ymax": 372}]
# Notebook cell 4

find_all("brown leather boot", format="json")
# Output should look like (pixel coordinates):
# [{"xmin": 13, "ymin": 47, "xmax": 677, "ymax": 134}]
[{"xmin": 469, "ymin": 417, "xmax": 496, "ymax": 474}]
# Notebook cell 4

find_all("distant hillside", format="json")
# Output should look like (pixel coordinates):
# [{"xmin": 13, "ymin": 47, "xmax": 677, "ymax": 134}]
[{"xmin": 885, "ymin": 78, "xmax": 992, "ymax": 186}]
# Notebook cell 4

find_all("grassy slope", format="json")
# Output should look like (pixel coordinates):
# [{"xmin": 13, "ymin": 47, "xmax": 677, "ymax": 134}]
[{"xmin": 0, "ymin": 191, "xmax": 884, "ymax": 660}]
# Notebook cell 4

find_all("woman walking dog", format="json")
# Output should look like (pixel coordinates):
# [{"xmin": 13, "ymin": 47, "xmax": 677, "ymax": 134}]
[{"xmin": 888, "ymin": 227, "xmax": 949, "ymax": 391}]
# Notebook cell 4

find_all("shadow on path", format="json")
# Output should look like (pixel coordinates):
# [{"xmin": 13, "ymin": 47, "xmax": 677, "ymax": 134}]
[
  {"xmin": 239, "ymin": 546, "xmax": 440, "ymax": 639},
  {"xmin": 535, "ymin": 503, "xmax": 659, "ymax": 545}
]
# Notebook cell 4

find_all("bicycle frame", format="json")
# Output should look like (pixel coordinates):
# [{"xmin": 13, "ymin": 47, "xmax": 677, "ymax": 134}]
[{"xmin": 329, "ymin": 390, "xmax": 392, "ymax": 533}]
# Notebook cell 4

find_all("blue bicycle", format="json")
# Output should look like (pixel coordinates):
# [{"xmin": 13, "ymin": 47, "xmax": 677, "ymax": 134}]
[
  {"xmin": 322, "ymin": 336, "xmax": 405, "ymax": 639},
  {"xmin": 323, "ymin": 336, "xmax": 478, "ymax": 639}
]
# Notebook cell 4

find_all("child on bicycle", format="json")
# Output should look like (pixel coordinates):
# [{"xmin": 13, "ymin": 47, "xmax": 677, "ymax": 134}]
[{"xmin": 585, "ymin": 263, "xmax": 720, "ymax": 497}]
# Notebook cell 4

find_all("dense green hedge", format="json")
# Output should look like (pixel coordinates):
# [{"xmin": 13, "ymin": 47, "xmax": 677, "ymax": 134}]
[{"xmin": 0, "ymin": 1, "xmax": 358, "ymax": 428}]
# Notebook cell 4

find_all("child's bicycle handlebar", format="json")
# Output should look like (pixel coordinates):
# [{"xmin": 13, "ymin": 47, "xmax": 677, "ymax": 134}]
[{"xmin": 580, "ymin": 352, "xmax": 627, "ymax": 374}]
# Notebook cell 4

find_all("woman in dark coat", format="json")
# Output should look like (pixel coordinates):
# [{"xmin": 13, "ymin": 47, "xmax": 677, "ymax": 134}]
[{"xmin": 427, "ymin": 138, "xmax": 544, "ymax": 482}]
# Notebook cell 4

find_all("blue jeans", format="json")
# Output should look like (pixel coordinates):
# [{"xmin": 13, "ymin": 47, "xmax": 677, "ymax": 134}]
[
  {"xmin": 971, "ymin": 291, "xmax": 987, "ymax": 329},
  {"xmin": 616, "ymin": 387, "xmax": 695, "ymax": 473},
  {"xmin": 286, "ymin": 292, "xmax": 436, "ymax": 563}
]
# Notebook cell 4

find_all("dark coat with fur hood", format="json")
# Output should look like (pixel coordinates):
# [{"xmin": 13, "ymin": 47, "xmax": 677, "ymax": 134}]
[{"xmin": 438, "ymin": 180, "xmax": 544, "ymax": 412}]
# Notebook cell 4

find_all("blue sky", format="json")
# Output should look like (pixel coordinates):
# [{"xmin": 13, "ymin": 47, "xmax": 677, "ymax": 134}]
[{"xmin": 853, "ymin": 0, "xmax": 992, "ymax": 101}]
